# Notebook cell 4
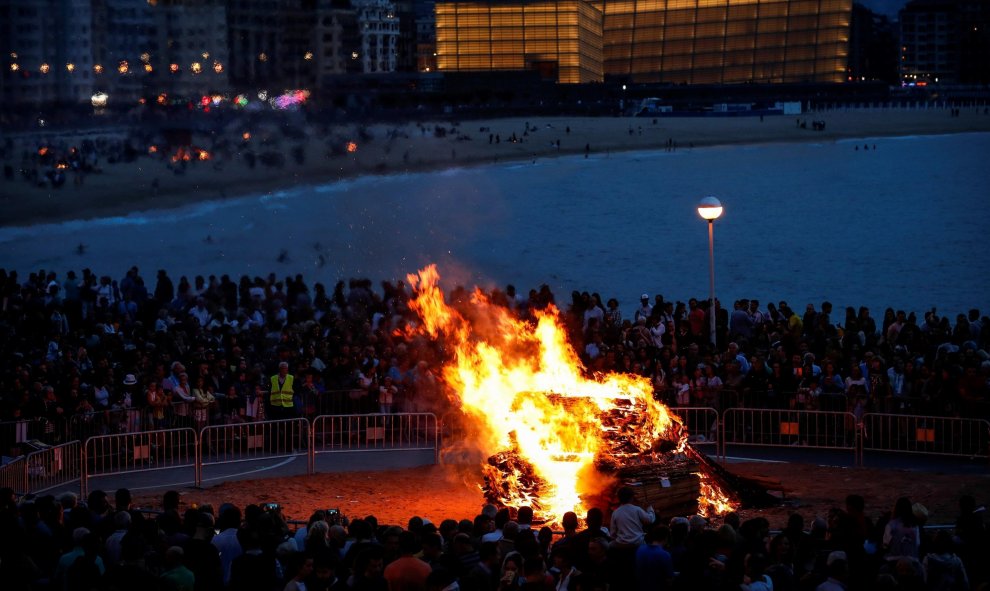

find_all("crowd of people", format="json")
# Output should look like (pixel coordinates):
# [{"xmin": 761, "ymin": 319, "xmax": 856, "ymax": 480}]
[
  {"xmin": 1, "ymin": 265, "xmax": 989, "ymax": 455},
  {"xmin": 1, "ymin": 483, "xmax": 987, "ymax": 591}
]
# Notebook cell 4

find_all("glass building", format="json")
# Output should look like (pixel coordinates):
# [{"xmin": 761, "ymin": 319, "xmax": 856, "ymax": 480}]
[
  {"xmin": 435, "ymin": 0, "xmax": 605, "ymax": 83},
  {"xmin": 435, "ymin": 0, "xmax": 851, "ymax": 84}
]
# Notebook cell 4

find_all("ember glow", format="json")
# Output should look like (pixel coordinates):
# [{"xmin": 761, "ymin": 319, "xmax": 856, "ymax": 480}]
[
  {"xmin": 406, "ymin": 265, "xmax": 699, "ymax": 522},
  {"xmin": 696, "ymin": 472, "xmax": 736, "ymax": 518}
]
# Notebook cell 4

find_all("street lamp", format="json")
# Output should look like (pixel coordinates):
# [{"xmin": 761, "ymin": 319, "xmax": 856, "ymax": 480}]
[{"xmin": 697, "ymin": 196, "xmax": 723, "ymax": 350}]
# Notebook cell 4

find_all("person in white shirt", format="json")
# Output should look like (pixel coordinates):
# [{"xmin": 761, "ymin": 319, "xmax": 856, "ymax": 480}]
[{"xmin": 610, "ymin": 486, "xmax": 655, "ymax": 546}]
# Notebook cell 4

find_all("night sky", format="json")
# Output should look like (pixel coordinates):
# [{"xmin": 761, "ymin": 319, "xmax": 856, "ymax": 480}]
[{"xmin": 859, "ymin": 0, "xmax": 908, "ymax": 18}]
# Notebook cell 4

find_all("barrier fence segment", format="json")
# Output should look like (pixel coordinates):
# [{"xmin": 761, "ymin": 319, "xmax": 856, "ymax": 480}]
[
  {"xmin": 82, "ymin": 428, "xmax": 199, "ymax": 496},
  {"xmin": 312, "ymin": 413, "xmax": 439, "ymax": 463},
  {"xmin": 670, "ymin": 407, "xmax": 720, "ymax": 454},
  {"xmin": 199, "ymin": 418, "xmax": 311, "ymax": 474},
  {"xmin": 861, "ymin": 413, "xmax": 990, "ymax": 460},
  {"xmin": 721, "ymin": 408, "xmax": 859, "ymax": 463},
  {"xmin": 0, "ymin": 455, "xmax": 27, "ymax": 495},
  {"xmin": 26, "ymin": 440, "xmax": 82, "ymax": 494}
]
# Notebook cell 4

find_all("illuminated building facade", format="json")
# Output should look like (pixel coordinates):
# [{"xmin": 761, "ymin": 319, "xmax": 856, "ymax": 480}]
[
  {"xmin": 435, "ymin": 0, "xmax": 605, "ymax": 83},
  {"xmin": 435, "ymin": 0, "xmax": 851, "ymax": 84}
]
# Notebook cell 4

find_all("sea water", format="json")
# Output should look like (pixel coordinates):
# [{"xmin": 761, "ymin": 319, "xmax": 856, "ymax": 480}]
[{"xmin": 2, "ymin": 132, "xmax": 988, "ymax": 318}]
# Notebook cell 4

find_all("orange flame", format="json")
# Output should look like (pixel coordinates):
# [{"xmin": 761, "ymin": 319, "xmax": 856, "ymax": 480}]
[
  {"xmin": 696, "ymin": 472, "xmax": 737, "ymax": 518},
  {"xmin": 406, "ymin": 265, "xmax": 686, "ymax": 522}
]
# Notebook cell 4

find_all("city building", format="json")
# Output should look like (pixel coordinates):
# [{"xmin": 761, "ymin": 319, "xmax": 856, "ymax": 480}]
[
  {"xmin": 354, "ymin": 0, "xmax": 401, "ymax": 73},
  {"xmin": 154, "ymin": 0, "xmax": 231, "ymax": 98},
  {"xmin": 435, "ymin": 0, "xmax": 852, "ymax": 84},
  {"xmin": 414, "ymin": 0, "xmax": 438, "ymax": 72},
  {"xmin": 848, "ymin": 2, "xmax": 898, "ymax": 84},
  {"xmin": 899, "ymin": 0, "xmax": 990, "ymax": 85},
  {"xmin": 435, "ymin": 0, "xmax": 605, "ymax": 83},
  {"xmin": 227, "ymin": 0, "xmax": 398, "ymax": 91},
  {"xmin": 1, "ymin": 0, "xmax": 96, "ymax": 107},
  {"xmin": 91, "ymin": 0, "xmax": 159, "ymax": 104},
  {"xmin": 315, "ymin": 0, "xmax": 358, "ymax": 80}
]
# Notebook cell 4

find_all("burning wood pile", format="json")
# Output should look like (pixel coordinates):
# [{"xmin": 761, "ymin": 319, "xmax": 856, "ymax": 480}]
[
  {"xmin": 403, "ymin": 265, "xmax": 775, "ymax": 525},
  {"xmin": 477, "ymin": 392, "xmax": 750, "ymax": 520}
]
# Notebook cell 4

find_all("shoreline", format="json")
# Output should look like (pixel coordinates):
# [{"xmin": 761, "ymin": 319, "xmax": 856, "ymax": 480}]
[{"xmin": 2, "ymin": 109, "xmax": 990, "ymax": 229}]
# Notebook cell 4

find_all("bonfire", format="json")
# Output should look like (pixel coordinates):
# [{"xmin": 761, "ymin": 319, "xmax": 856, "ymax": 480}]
[{"xmin": 404, "ymin": 266, "xmax": 752, "ymax": 524}]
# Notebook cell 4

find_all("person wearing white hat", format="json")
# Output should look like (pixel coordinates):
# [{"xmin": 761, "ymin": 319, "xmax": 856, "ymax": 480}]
[{"xmin": 635, "ymin": 294, "xmax": 653, "ymax": 323}]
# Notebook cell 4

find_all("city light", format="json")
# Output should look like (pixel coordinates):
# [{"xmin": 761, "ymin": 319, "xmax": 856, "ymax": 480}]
[
  {"xmin": 157, "ymin": 93, "xmax": 167, "ymax": 104},
  {"xmin": 9, "ymin": 52, "xmax": 16, "ymax": 59},
  {"xmin": 91, "ymin": 92, "xmax": 109, "ymax": 107},
  {"xmin": 304, "ymin": 51, "xmax": 314, "ymax": 60},
  {"xmin": 213, "ymin": 61, "xmax": 223, "ymax": 74},
  {"xmin": 141, "ymin": 52, "xmax": 150, "ymax": 63},
  {"xmin": 202, "ymin": 52, "xmax": 210, "ymax": 59},
  {"xmin": 144, "ymin": 64, "xmax": 153, "ymax": 72},
  {"xmin": 9, "ymin": 63, "xmax": 18, "ymax": 72},
  {"xmin": 118, "ymin": 61, "xmax": 129, "ymax": 74},
  {"xmin": 273, "ymin": 89, "xmax": 310, "ymax": 110},
  {"xmin": 259, "ymin": 52, "xmax": 268, "ymax": 62},
  {"xmin": 191, "ymin": 62, "xmax": 202, "ymax": 74},
  {"xmin": 169, "ymin": 63, "xmax": 179, "ymax": 73},
  {"xmin": 94, "ymin": 64, "xmax": 104, "ymax": 74},
  {"xmin": 40, "ymin": 63, "xmax": 51, "ymax": 74},
  {"xmin": 66, "ymin": 63, "xmax": 75, "ymax": 72}
]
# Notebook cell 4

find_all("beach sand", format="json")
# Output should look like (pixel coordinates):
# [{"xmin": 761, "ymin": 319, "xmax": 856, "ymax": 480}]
[{"xmin": 3, "ymin": 108, "xmax": 989, "ymax": 228}]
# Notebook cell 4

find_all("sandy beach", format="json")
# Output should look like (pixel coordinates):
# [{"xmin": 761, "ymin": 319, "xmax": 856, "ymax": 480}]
[{"xmin": 3, "ymin": 108, "xmax": 990, "ymax": 228}]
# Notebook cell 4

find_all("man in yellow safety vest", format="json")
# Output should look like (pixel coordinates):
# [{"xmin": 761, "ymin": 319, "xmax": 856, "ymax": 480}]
[{"xmin": 269, "ymin": 361, "xmax": 295, "ymax": 419}]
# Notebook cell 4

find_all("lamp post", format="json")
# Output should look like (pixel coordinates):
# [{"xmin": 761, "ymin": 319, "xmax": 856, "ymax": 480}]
[{"xmin": 697, "ymin": 196, "xmax": 723, "ymax": 350}]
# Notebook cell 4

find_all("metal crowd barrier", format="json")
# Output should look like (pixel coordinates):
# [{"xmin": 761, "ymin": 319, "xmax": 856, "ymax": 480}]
[
  {"xmin": 200, "ymin": 418, "xmax": 312, "ymax": 476},
  {"xmin": 670, "ymin": 407, "xmax": 720, "ymax": 450},
  {"xmin": 26, "ymin": 440, "xmax": 82, "ymax": 494},
  {"xmin": 14, "ymin": 407, "xmax": 990, "ymax": 499},
  {"xmin": 861, "ymin": 413, "xmax": 990, "ymax": 460},
  {"xmin": 0, "ymin": 455, "xmax": 27, "ymax": 495},
  {"xmin": 312, "ymin": 413, "xmax": 439, "ymax": 464},
  {"xmin": 721, "ymin": 408, "xmax": 859, "ymax": 463},
  {"xmin": 82, "ymin": 428, "xmax": 199, "ymax": 496}
]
